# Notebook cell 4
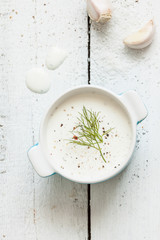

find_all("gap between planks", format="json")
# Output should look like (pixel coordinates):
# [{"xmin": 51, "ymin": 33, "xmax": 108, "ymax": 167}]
[{"xmin": 87, "ymin": 16, "xmax": 91, "ymax": 240}]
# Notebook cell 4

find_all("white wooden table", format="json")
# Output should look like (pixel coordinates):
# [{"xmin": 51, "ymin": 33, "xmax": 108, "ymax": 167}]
[{"xmin": 1, "ymin": 0, "xmax": 160, "ymax": 239}]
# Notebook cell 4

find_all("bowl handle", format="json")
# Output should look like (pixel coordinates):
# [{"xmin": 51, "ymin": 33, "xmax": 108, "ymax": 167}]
[
  {"xmin": 120, "ymin": 90, "xmax": 148, "ymax": 124},
  {"xmin": 28, "ymin": 143, "xmax": 56, "ymax": 177}
]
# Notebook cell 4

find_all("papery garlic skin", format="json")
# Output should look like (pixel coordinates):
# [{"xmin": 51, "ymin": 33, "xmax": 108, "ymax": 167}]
[
  {"xmin": 87, "ymin": 0, "xmax": 112, "ymax": 23},
  {"xmin": 45, "ymin": 47, "xmax": 67, "ymax": 70},
  {"xmin": 124, "ymin": 20, "xmax": 155, "ymax": 49}
]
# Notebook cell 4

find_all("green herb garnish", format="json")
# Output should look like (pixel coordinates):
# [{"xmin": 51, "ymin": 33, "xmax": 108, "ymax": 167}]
[{"xmin": 68, "ymin": 106, "xmax": 113, "ymax": 163}]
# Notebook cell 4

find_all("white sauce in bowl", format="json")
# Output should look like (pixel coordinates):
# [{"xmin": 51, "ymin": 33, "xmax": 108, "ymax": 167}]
[{"xmin": 46, "ymin": 92, "xmax": 133, "ymax": 181}]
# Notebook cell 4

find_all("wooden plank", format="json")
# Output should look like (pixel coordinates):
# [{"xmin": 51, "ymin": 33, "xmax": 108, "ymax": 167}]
[
  {"xmin": 0, "ymin": 1, "xmax": 37, "ymax": 238},
  {"xmin": 0, "ymin": 0, "xmax": 88, "ymax": 239},
  {"xmin": 90, "ymin": 0, "xmax": 160, "ymax": 239}
]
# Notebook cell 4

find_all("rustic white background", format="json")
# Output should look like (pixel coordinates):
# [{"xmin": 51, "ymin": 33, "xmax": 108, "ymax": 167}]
[{"xmin": 0, "ymin": 0, "xmax": 160, "ymax": 239}]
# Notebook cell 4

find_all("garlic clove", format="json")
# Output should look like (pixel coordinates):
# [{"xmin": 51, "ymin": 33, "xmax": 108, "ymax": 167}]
[
  {"xmin": 87, "ymin": 0, "xmax": 112, "ymax": 23},
  {"xmin": 45, "ymin": 47, "xmax": 67, "ymax": 70},
  {"xmin": 124, "ymin": 20, "xmax": 155, "ymax": 49}
]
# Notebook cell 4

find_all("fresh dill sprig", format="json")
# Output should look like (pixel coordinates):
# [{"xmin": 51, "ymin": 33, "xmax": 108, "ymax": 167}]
[{"xmin": 68, "ymin": 106, "xmax": 113, "ymax": 163}]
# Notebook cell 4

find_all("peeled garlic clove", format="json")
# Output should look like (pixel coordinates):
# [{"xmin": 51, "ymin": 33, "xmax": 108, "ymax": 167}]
[
  {"xmin": 124, "ymin": 20, "xmax": 155, "ymax": 49},
  {"xmin": 45, "ymin": 47, "xmax": 67, "ymax": 70},
  {"xmin": 87, "ymin": 0, "xmax": 112, "ymax": 23}
]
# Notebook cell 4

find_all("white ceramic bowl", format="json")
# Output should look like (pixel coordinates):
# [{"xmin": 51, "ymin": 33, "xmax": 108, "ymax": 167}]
[{"xmin": 28, "ymin": 85, "xmax": 147, "ymax": 184}]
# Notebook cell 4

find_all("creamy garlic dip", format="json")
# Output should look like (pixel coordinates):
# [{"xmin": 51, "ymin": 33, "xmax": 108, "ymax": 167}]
[
  {"xmin": 25, "ymin": 68, "xmax": 51, "ymax": 94},
  {"xmin": 46, "ymin": 92, "xmax": 132, "ymax": 180},
  {"xmin": 45, "ymin": 47, "xmax": 67, "ymax": 70}
]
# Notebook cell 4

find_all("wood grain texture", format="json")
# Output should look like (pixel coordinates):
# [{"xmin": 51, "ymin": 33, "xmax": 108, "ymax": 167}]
[
  {"xmin": 90, "ymin": 0, "xmax": 160, "ymax": 239},
  {"xmin": 0, "ymin": 0, "xmax": 88, "ymax": 239},
  {"xmin": 1, "ymin": 0, "xmax": 160, "ymax": 239}
]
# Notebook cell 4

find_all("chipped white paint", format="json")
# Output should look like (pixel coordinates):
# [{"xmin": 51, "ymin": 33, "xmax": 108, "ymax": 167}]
[{"xmin": 1, "ymin": 0, "xmax": 160, "ymax": 239}]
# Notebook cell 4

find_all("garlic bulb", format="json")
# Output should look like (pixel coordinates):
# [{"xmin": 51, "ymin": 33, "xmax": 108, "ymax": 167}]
[
  {"xmin": 124, "ymin": 20, "xmax": 155, "ymax": 49},
  {"xmin": 87, "ymin": 0, "xmax": 112, "ymax": 23}
]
